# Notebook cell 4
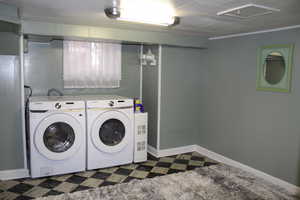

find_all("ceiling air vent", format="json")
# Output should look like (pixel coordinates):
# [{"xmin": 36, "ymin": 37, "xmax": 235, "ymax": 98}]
[{"xmin": 217, "ymin": 4, "xmax": 280, "ymax": 19}]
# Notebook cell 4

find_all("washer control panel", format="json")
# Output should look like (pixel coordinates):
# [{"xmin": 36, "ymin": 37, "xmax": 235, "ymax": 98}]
[{"xmin": 30, "ymin": 100, "xmax": 85, "ymax": 110}]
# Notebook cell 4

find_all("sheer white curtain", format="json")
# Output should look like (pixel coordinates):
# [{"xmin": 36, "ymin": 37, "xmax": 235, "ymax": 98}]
[{"xmin": 63, "ymin": 40, "xmax": 121, "ymax": 88}]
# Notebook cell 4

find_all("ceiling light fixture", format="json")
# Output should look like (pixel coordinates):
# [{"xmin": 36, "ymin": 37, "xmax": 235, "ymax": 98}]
[
  {"xmin": 105, "ymin": 7, "xmax": 180, "ymax": 26},
  {"xmin": 104, "ymin": 7, "xmax": 120, "ymax": 19},
  {"xmin": 105, "ymin": 0, "xmax": 179, "ymax": 27}
]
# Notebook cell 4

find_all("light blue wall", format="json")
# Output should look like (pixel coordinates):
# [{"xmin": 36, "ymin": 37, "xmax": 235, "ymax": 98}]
[
  {"xmin": 201, "ymin": 28, "xmax": 300, "ymax": 186},
  {"xmin": 0, "ymin": 30, "xmax": 24, "ymax": 170},
  {"xmin": 142, "ymin": 45, "xmax": 209, "ymax": 150},
  {"xmin": 0, "ymin": 21, "xmax": 19, "ymax": 33},
  {"xmin": 0, "ymin": 32, "xmax": 19, "ymax": 55},
  {"xmin": 154, "ymin": 29, "xmax": 300, "ymax": 187},
  {"xmin": 0, "ymin": 55, "xmax": 24, "ymax": 171},
  {"xmin": 24, "ymin": 40, "xmax": 140, "ymax": 98},
  {"xmin": 142, "ymin": 45, "xmax": 159, "ymax": 148},
  {"xmin": 160, "ymin": 46, "xmax": 209, "ymax": 149},
  {"xmin": 0, "ymin": 3, "xmax": 19, "ymax": 24}
]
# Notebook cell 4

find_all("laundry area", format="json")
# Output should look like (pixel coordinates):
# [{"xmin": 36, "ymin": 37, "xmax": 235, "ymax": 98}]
[
  {"xmin": 0, "ymin": 4, "xmax": 208, "ymax": 198},
  {"xmin": 0, "ymin": 1, "xmax": 300, "ymax": 200},
  {"xmin": 8, "ymin": 39, "xmax": 160, "ymax": 174}
]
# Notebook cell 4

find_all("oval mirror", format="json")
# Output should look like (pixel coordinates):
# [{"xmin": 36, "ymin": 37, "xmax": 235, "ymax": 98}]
[{"xmin": 264, "ymin": 52, "xmax": 285, "ymax": 85}]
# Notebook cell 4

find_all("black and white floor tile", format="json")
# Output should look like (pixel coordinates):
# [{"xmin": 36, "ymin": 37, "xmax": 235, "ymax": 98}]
[{"xmin": 0, "ymin": 152, "xmax": 218, "ymax": 200}]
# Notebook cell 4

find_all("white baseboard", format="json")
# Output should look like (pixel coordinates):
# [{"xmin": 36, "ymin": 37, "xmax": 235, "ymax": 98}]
[
  {"xmin": 194, "ymin": 145, "xmax": 300, "ymax": 195},
  {"xmin": 0, "ymin": 168, "xmax": 29, "ymax": 180},
  {"xmin": 158, "ymin": 145, "xmax": 196, "ymax": 157},
  {"xmin": 148, "ymin": 144, "xmax": 196, "ymax": 158},
  {"xmin": 148, "ymin": 144, "xmax": 300, "ymax": 195},
  {"xmin": 147, "ymin": 145, "xmax": 159, "ymax": 157}
]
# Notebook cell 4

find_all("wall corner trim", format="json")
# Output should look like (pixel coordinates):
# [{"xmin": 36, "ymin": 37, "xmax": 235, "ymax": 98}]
[
  {"xmin": 209, "ymin": 24, "xmax": 300, "ymax": 40},
  {"xmin": 147, "ymin": 144, "xmax": 300, "ymax": 195},
  {"xmin": 0, "ymin": 168, "xmax": 29, "ymax": 180}
]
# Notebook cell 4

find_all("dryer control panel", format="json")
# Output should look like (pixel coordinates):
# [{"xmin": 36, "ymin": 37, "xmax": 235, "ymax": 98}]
[{"xmin": 87, "ymin": 99, "xmax": 133, "ymax": 109}]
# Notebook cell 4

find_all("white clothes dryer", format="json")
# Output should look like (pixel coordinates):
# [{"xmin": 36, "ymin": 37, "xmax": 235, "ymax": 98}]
[
  {"xmin": 29, "ymin": 96, "xmax": 86, "ymax": 178},
  {"xmin": 85, "ymin": 95, "xmax": 134, "ymax": 170}
]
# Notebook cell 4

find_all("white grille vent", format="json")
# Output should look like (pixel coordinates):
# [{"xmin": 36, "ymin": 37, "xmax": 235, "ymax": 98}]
[
  {"xmin": 137, "ymin": 125, "xmax": 146, "ymax": 135},
  {"xmin": 217, "ymin": 4, "xmax": 280, "ymax": 19},
  {"xmin": 137, "ymin": 141, "xmax": 146, "ymax": 151}
]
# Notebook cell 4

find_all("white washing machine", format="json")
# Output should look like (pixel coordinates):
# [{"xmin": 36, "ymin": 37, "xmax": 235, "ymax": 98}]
[
  {"xmin": 29, "ymin": 96, "xmax": 86, "ymax": 178},
  {"xmin": 85, "ymin": 95, "xmax": 134, "ymax": 170}
]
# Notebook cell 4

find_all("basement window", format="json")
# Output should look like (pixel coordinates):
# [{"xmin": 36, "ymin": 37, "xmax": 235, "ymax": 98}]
[{"xmin": 63, "ymin": 40, "xmax": 121, "ymax": 88}]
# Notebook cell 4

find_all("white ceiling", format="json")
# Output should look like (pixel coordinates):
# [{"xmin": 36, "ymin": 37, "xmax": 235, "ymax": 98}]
[{"xmin": 1, "ymin": 0, "xmax": 300, "ymax": 37}]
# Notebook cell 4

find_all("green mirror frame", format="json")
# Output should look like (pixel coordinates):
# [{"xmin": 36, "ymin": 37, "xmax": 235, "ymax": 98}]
[{"xmin": 256, "ymin": 44, "xmax": 294, "ymax": 93}]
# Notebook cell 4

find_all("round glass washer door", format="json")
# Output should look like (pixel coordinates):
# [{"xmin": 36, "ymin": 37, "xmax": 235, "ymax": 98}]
[
  {"xmin": 91, "ymin": 111, "xmax": 131, "ymax": 153},
  {"xmin": 99, "ymin": 119, "xmax": 125, "ymax": 146},
  {"xmin": 34, "ymin": 113, "xmax": 83, "ymax": 160},
  {"xmin": 43, "ymin": 122, "xmax": 75, "ymax": 153}
]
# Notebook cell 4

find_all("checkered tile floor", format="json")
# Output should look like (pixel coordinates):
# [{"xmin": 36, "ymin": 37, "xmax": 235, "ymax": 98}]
[{"xmin": 0, "ymin": 152, "xmax": 218, "ymax": 200}]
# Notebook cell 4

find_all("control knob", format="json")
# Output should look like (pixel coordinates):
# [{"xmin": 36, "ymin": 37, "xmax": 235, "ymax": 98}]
[
  {"xmin": 109, "ymin": 101, "xmax": 114, "ymax": 107},
  {"xmin": 55, "ymin": 102, "xmax": 61, "ymax": 109}
]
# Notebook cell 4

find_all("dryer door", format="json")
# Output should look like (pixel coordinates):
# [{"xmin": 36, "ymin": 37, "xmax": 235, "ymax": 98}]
[
  {"xmin": 91, "ymin": 111, "xmax": 131, "ymax": 153},
  {"xmin": 34, "ymin": 113, "xmax": 83, "ymax": 160}
]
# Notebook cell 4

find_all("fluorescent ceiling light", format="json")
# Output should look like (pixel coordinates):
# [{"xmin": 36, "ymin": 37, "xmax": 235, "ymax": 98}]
[
  {"xmin": 105, "ymin": 0, "xmax": 179, "ymax": 26},
  {"xmin": 116, "ymin": 16, "xmax": 179, "ymax": 26}
]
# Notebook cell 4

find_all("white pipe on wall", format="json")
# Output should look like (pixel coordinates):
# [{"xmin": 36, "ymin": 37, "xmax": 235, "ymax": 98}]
[
  {"xmin": 19, "ymin": 34, "xmax": 28, "ymax": 171},
  {"xmin": 139, "ymin": 45, "xmax": 143, "ymax": 102},
  {"xmin": 157, "ymin": 45, "xmax": 162, "ymax": 151}
]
